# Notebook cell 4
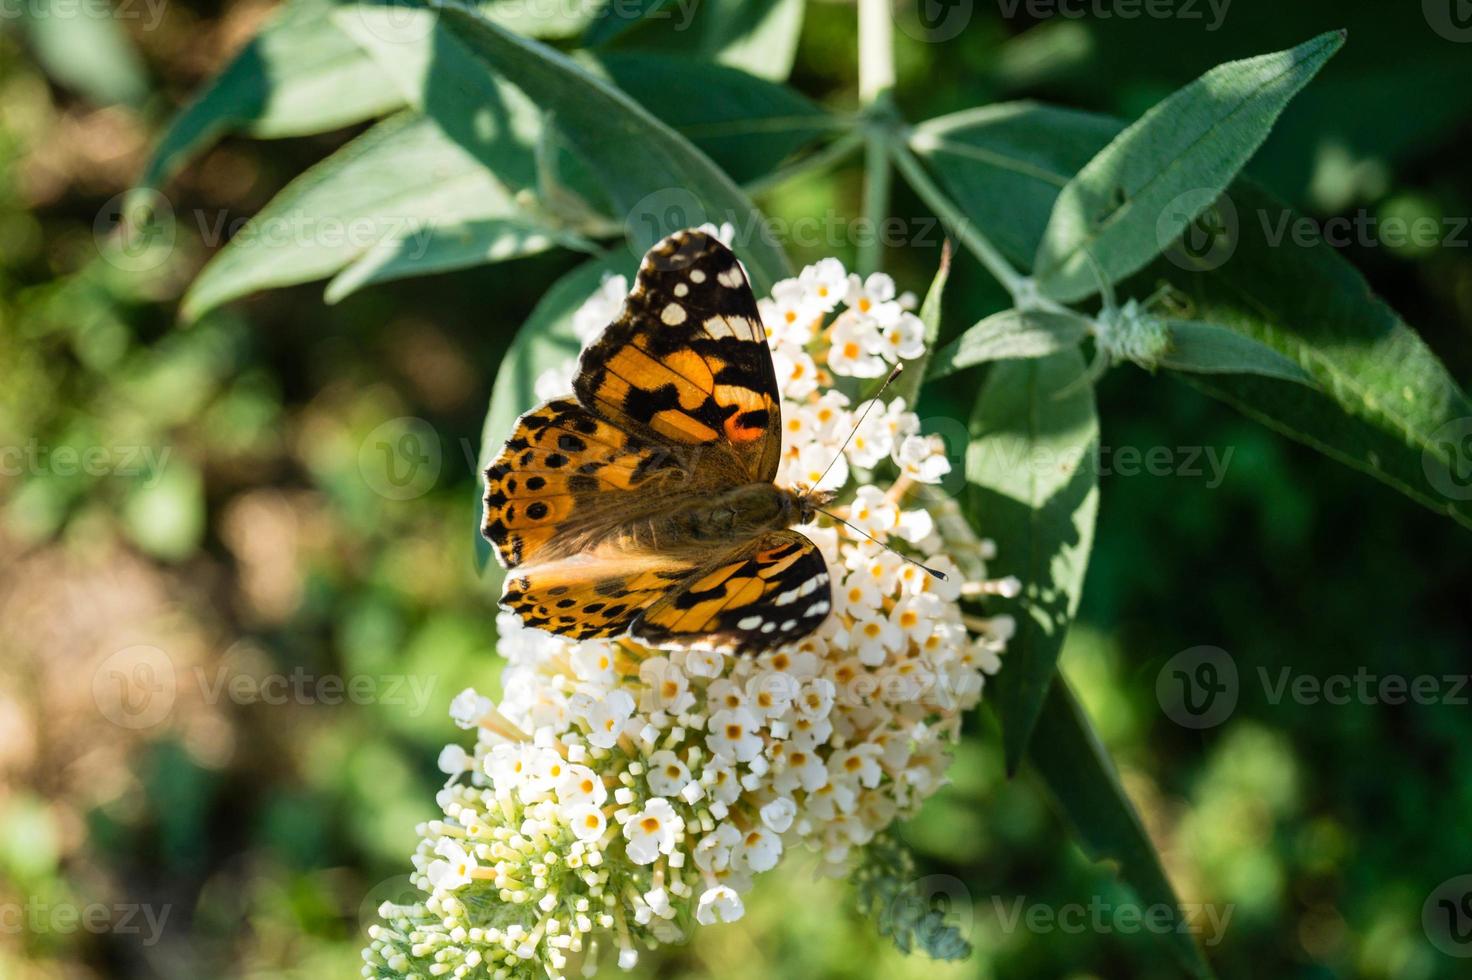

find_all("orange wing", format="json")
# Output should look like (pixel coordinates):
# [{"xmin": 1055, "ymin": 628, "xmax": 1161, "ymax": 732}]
[
  {"xmin": 574, "ymin": 229, "xmax": 782, "ymax": 483},
  {"xmin": 630, "ymin": 531, "xmax": 832, "ymax": 654}
]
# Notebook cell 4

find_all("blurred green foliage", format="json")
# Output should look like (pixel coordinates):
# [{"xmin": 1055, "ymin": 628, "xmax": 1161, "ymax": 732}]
[{"xmin": 1, "ymin": 1, "xmax": 1470, "ymax": 978}]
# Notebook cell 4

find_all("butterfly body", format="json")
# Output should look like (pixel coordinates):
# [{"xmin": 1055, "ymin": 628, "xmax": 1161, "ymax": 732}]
[{"xmin": 483, "ymin": 229, "xmax": 835, "ymax": 654}]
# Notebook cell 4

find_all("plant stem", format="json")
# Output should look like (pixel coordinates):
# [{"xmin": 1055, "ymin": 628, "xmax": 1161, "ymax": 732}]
[
  {"xmin": 889, "ymin": 138, "xmax": 1028, "ymax": 298},
  {"xmin": 743, "ymin": 129, "xmax": 865, "ymax": 198},
  {"xmin": 856, "ymin": 0, "xmax": 896, "ymax": 277}
]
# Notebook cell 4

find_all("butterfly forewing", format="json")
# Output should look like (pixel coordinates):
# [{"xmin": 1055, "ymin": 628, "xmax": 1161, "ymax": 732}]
[{"xmin": 575, "ymin": 230, "xmax": 782, "ymax": 482}]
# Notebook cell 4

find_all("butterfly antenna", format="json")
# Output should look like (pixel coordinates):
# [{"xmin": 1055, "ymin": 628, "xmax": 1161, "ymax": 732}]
[
  {"xmin": 811, "ymin": 362, "xmax": 903, "ymax": 491},
  {"xmin": 817, "ymin": 509, "xmax": 947, "ymax": 581}
]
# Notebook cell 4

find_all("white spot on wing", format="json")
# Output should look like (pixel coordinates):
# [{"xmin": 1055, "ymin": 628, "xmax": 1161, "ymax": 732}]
[
  {"xmin": 662, "ymin": 303, "xmax": 687, "ymax": 325},
  {"xmin": 717, "ymin": 267, "xmax": 743, "ymax": 289},
  {"xmin": 737, "ymin": 615, "xmax": 763, "ymax": 630},
  {"xmin": 689, "ymin": 269, "xmax": 706, "ymax": 283}
]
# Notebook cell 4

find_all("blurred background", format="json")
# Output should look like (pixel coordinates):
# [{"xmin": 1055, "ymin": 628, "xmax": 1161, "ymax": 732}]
[{"xmin": 2, "ymin": 0, "xmax": 1470, "ymax": 977}]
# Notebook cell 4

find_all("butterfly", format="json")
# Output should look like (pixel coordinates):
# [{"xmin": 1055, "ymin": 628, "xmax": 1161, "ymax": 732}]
[{"xmin": 482, "ymin": 229, "xmax": 835, "ymax": 654}]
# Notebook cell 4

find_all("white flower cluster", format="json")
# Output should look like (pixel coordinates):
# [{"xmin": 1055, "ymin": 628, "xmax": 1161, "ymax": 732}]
[{"xmin": 362, "ymin": 243, "xmax": 1015, "ymax": 980}]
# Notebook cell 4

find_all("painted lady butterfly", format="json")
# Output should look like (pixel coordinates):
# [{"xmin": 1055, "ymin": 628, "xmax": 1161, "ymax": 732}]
[{"xmin": 483, "ymin": 229, "xmax": 835, "ymax": 653}]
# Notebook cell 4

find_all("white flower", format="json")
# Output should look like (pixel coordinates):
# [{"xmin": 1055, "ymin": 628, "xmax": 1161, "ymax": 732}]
[
  {"xmin": 897, "ymin": 433, "xmax": 951, "ymax": 483},
  {"xmin": 695, "ymin": 885, "xmax": 744, "ymax": 925},
  {"xmin": 533, "ymin": 361, "xmax": 576, "ymax": 400},
  {"xmin": 771, "ymin": 341, "xmax": 820, "ymax": 400},
  {"xmin": 573, "ymin": 273, "xmax": 628, "ymax": 345},
  {"xmin": 760, "ymin": 796, "xmax": 798, "ymax": 833},
  {"xmin": 449, "ymin": 688, "xmax": 493, "ymax": 729},
  {"xmin": 706, "ymin": 708, "xmax": 763, "ymax": 762},
  {"xmin": 585, "ymin": 689, "xmax": 635, "ymax": 748},
  {"xmin": 683, "ymin": 648, "xmax": 725, "ymax": 678},
  {"xmin": 760, "ymin": 278, "xmax": 822, "ymax": 346},
  {"xmin": 738, "ymin": 825, "xmax": 783, "ymax": 872},
  {"xmin": 845, "ymin": 271, "xmax": 902, "ymax": 323},
  {"xmin": 799, "ymin": 257, "xmax": 848, "ymax": 312},
  {"xmin": 624, "ymin": 798, "xmax": 684, "ymax": 864},
  {"xmin": 557, "ymin": 764, "xmax": 608, "ymax": 806},
  {"xmin": 426, "ymin": 840, "xmax": 477, "ymax": 891},
  {"xmin": 827, "ymin": 315, "xmax": 888, "ymax": 378},
  {"xmin": 568, "ymin": 803, "xmax": 608, "ymax": 842},
  {"xmin": 437, "ymin": 744, "xmax": 469, "ymax": 775},
  {"xmin": 645, "ymin": 749, "xmax": 692, "ymax": 796},
  {"xmin": 880, "ymin": 311, "xmax": 926, "ymax": 361},
  {"xmin": 784, "ymin": 439, "xmax": 847, "ymax": 493}
]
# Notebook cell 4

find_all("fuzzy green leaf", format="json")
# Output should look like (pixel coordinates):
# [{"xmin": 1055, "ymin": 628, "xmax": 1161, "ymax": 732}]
[
  {"xmin": 1032, "ymin": 30, "xmax": 1344, "ymax": 302},
  {"xmin": 435, "ymin": 4, "xmax": 792, "ymax": 290},
  {"xmin": 1026, "ymin": 679, "xmax": 1216, "ymax": 980},
  {"xmin": 929, "ymin": 310, "xmax": 1091, "ymax": 379},
  {"xmin": 966, "ymin": 349, "xmax": 1098, "ymax": 771}
]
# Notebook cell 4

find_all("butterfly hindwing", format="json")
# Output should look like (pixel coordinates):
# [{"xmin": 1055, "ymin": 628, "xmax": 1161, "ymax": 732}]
[
  {"xmin": 630, "ymin": 530, "xmax": 832, "ymax": 654},
  {"xmin": 501, "ymin": 552, "xmax": 701, "ymax": 641},
  {"xmin": 574, "ymin": 229, "xmax": 782, "ymax": 482}
]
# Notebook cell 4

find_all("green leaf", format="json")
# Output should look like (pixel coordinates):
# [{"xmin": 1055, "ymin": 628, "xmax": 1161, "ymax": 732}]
[
  {"xmin": 929, "ymin": 310, "xmax": 1090, "ymax": 379},
  {"xmin": 1149, "ymin": 181, "xmax": 1472, "ymax": 531},
  {"xmin": 697, "ymin": 0, "xmax": 805, "ymax": 82},
  {"xmin": 1032, "ymin": 30, "xmax": 1344, "ymax": 302},
  {"xmin": 1025, "ymin": 678, "xmax": 1216, "ymax": 980},
  {"xmin": 21, "ymin": 0, "xmax": 149, "ymax": 108},
  {"xmin": 473, "ymin": 252, "xmax": 640, "ymax": 571},
  {"xmin": 137, "ymin": 0, "xmax": 406, "ymax": 193},
  {"xmin": 333, "ymin": 6, "xmax": 542, "ymax": 184},
  {"xmin": 596, "ymin": 52, "xmax": 838, "ymax": 186},
  {"xmin": 888, "ymin": 241, "xmax": 950, "ymax": 407},
  {"xmin": 583, "ymin": 0, "xmax": 673, "ymax": 46},
  {"xmin": 1159, "ymin": 320, "xmax": 1314, "ymax": 385},
  {"xmin": 910, "ymin": 102, "xmax": 1121, "ymax": 265},
  {"xmin": 326, "ymin": 219, "xmax": 595, "ymax": 304},
  {"xmin": 436, "ymin": 5, "xmax": 792, "ymax": 292},
  {"xmin": 967, "ymin": 349, "xmax": 1098, "ymax": 771},
  {"xmin": 182, "ymin": 113, "xmax": 561, "ymax": 319},
  {"xmin": 606, "ymin": 0, "xmax": 806, "ymax": 82},
  {"xmin": 911, "ymin": 101, "xmax": 1472, "ymax": 532}
]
